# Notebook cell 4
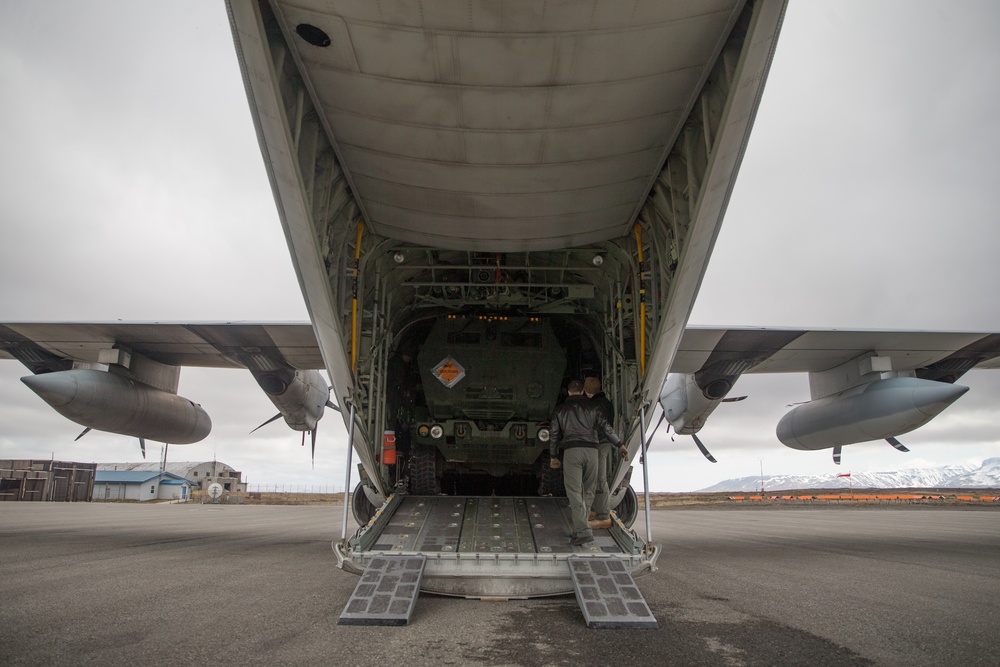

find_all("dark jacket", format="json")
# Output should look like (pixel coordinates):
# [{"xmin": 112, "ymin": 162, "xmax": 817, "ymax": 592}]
[
  {"xmin": 550, "ymin": 394, "xmax": 622, "ymax": 457},
  {"xmin": 590, "ymin": 392, "xmax": 614, "ymax": 443}
]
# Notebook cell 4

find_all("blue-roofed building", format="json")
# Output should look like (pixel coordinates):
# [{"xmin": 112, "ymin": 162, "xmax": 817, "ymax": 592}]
[
  {"xmin": 93, "ymin": 470, "xmax": 192, "ymax": 502},
  {"xmin": 97, "ymin": 461, "xmax": 245, "ymax": 493}
]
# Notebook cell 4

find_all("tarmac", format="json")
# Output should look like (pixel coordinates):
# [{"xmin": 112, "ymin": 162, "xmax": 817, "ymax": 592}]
[{"xmin": 1, "ymin": 502, "xmax": 998, "ymax": 666}]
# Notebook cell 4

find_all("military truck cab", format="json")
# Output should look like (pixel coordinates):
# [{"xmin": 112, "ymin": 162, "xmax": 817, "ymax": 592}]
[{"xmin": 406, "ymin": 314, "xmax": 566, "ymax": 496}]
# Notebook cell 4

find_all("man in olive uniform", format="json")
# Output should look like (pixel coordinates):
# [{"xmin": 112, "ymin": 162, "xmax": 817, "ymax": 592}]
[
  {"xmin": 585, "ymin": 377, "xmax": 625, "ymax": 530},
  {"xmin": 549, "ymin": 379, "xmax": 624, "ymax": 546}
]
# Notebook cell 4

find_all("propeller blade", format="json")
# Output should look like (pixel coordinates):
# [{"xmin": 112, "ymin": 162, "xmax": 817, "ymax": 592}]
[
  {"xmin": 139, "ymin": 438, "xmax": 146, "ymax": 459},
  {"xmin": 301, "ymin": 430, "xmax": 306, "ymax": 447},
  {"xmin": 325, "ymin": 399, "xmax": 342, "ymax": 413},
  {"xmin": 691, "ymin": 433, "xmax": 718, "ymax": 463},
  {"xmin": 311, "ymin": 427, "xmax": 318, "ymax": 469},
  {"xmin": 250, "ymin": 413, "xmax": 283, "ymax": 434},
  {"xmin": 833, "ymin": 446, "xmax": 842, "ymax": 465},
  {"xmin": 722, "ymin": 395, "xmax": 748, "ymax": 403},
  {"xmin": 886, "ymin": 437, "xmax": 909, "ymax": 452},
  {"xmin": 74, "ymin": 427, "xmax": 92, "ymax": 441}
]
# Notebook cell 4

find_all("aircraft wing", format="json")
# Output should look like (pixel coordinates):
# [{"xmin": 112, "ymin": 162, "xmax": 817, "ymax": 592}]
[
  {"xmin": 6, "ymin": 321, "xmax": 999, "ymax": 380},
  {"xmin": 0, "ymin": 322, "xmax": 323, "ymax": 372},
  {"xmin": 659, "ymin": 327, "xmax": 1000, "ymax": 455},
  {"xmin": 672, "ymin": 327, "xmax": 1000, "ymax": 378}
]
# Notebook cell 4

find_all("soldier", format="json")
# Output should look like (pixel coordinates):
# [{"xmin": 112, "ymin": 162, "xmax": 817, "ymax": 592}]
[
  {"xmin": 549, "ymin": 379, "xmax": 624, "ymax": 546},
  {"xmin": 585, "ymin": 377, "xmax": 626, "ymax": 530}
]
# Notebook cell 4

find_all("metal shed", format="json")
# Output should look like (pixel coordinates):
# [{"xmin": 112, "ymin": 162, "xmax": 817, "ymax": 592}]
[{"xmin": 0, "ymin": 460, "xmax": 96, "ymax": 501}]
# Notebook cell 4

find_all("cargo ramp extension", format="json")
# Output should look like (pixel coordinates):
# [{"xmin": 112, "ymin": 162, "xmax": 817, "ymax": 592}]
[{"xmin": 335, "ymin": 495, "xmax": 658, "ymax": 627}]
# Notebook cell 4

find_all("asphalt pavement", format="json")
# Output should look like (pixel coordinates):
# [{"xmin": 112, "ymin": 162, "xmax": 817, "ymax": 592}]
[{"xmin": 1, "ymin": 502, "xmax": 997, "ymax": 666}]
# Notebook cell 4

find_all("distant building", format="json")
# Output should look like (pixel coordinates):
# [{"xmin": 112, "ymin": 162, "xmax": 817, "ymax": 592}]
[
  {"xmin": 0, "ymin": 460, "xmax": 96, "ymax": 502},
  {"xmin": 93, "ymin": 470, "xmax": 193, "ymax": 502},
  {"xmin": 97, "ymin": 461, "xmax": 246, "ymax": 493}
]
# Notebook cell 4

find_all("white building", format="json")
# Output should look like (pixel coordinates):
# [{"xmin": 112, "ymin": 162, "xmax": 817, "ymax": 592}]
[
  {"xmin": 93, "ymin": 470, "xmax": 192, "ymax": 502},
  {"xmin": 97, "ymin": 461, "xmax": 246, "ymax": 493}
]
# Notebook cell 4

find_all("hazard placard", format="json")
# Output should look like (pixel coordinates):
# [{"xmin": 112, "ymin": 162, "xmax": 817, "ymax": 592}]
[{"xmin": 432, "ymin": 356, "xmax": 466, "ymax": 389}]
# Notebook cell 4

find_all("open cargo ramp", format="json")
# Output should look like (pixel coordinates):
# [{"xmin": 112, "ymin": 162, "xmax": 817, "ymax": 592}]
[{"xmin": 334, "ymin": 494, "xmax": 659, "ymax": 600}]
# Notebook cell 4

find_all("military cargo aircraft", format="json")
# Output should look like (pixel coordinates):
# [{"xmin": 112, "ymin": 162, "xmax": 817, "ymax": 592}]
[{"xmin": 3, "ymin": 0, "xmax": 999, "ymax": 618}]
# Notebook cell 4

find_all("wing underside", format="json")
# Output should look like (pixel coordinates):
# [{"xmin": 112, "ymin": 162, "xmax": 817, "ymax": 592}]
[
  {"xmin": 0, "ymin": 322, "xmax": 324, "ymax": 372},
  {"xmin": 672, "ymin": 327, "xmax": 1000, "ymax": 377},
  {"xmin": 5, "ymin": 322, "xmax": 999, "ymax": 378}
]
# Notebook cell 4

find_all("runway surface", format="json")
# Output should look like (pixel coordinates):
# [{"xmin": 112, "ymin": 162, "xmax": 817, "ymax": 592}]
[{"xmin": 1, "ymin": 503, "xmax": 997, "ymax": 666}]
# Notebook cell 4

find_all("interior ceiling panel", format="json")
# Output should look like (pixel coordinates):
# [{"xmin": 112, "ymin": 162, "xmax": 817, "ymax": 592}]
[{"xmin": 273, "ymin": 0, "xmax": 743, "ymax": 250}]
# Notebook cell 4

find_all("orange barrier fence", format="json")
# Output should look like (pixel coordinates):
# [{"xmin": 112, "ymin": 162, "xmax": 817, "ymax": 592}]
[{"xmin": 726, "ymin": 494, "xmax": 998, "ymax": 503}]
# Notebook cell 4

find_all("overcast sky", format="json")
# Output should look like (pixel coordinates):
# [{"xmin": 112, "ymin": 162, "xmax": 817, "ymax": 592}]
[{"xmin": 1, "ymin": 1, "xmax": 999, "ymax": 493}]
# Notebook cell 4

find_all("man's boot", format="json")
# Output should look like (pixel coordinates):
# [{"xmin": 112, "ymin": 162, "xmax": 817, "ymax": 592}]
[{"xmin": 589, "ymin": 517, "xmax": 612, "ymax": 530}]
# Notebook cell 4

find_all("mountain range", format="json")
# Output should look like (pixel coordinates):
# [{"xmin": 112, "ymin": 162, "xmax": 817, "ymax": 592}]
[{"xmin": 696, "ymin": 457, "xmax": 1000, "ymax": 493}]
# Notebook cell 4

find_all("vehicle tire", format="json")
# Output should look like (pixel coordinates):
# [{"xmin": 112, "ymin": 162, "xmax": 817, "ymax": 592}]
[
  {"xmin": 351, "ymin": 481, "xmax": 377, "ymax": 525},
  {"xmin": 408, "ymin": 443, "xmax": 439, "ymax": 495},
  {"xmin": 613, "ymin": 484, "xmax": 638, "ymax": 528}
]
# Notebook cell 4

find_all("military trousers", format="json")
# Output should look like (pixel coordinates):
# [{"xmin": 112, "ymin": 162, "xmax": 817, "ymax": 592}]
[
  {"xmin": 563, "ymin": 446, "xmax": 599, "ymax": 539},
  {"xmin": 590, "ymin": 441, "xmax": 615, "ymax": 520}
]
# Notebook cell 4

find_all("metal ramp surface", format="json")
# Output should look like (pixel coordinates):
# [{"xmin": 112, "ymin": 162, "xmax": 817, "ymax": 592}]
[
  {"xmin": 364, "ymin": 496, "xmax": 628, "ymax": 555},
  {"xmin": 568, "ymin": 556, "xmax": 658, "ymax": 628},
  {"xmin": 338, "ymin": 555, "xmax": 426, "ymax": 625}
]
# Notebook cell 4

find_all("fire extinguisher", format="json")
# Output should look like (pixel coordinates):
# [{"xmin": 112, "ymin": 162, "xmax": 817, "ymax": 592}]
[{"xmin": 382, "ymin": 430, "xmax": 397, "ymax": 466}]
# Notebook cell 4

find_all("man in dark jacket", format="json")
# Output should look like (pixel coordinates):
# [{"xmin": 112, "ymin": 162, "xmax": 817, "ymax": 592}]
[
  {"xmin": 549, "ymin": 379, "xmax": 624, "ymax": 545},
  {"xmin": 585, "ymin": 376, "xmax": 624, "ymax": 530}
]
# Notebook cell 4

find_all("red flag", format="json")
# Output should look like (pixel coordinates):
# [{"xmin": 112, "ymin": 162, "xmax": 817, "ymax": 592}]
[{"xmin": 837, "ymin": 473, "xmax": 851, "ymax": 478}]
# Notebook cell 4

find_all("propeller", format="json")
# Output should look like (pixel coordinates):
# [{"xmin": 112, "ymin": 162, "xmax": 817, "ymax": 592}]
[
  {"xmin": 684, "ymin": 395, "xmax": 743, "ymax": 462},
  {"xmin": 296, "ymin": 428, "xmax": 320, "ymax": 468},
  {"xmin": 833, "ymin": 437, "xmax": 907, "ymax": 465},
  {"xmin": 886, "ymin": 437, "xmax": 909, "ymax": 452},
  {"xmin": 311, "ymin": 427, "xmax": 318, "ymax": 468},
  {"xmin": 691, "ymin": 433, "xmax": 718, "ymax": 463},
  {"xmin": 75, "ymin": 426, "xmax": 145, "ymax": 459},
  {"xmin": 252, "ymin": 401, "xmax": 337, "ymax": 469},
  {"xmin": 250, "ymin": 413, "xmax": 284, "ymax": 434},
  {"xmin": 665, "ymin": 422, "xmax": 719, "ymax": 464}
]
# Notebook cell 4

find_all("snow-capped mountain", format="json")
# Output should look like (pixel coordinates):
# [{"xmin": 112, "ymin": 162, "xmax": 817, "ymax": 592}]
[{"xmin": 697, "ymin": 458, "xmax": 1000, "ymax": 493}]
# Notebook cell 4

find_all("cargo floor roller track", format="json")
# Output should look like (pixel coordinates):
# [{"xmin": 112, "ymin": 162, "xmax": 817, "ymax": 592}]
[{"xmin": 334, "ymin": 494, "xmax": 659, "ymax": 600}]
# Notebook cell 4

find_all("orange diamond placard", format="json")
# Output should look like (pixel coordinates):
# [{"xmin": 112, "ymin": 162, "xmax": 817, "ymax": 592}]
[{"xmin": 432, "ymin": 356, "xmax": 466, "ymax": 389}]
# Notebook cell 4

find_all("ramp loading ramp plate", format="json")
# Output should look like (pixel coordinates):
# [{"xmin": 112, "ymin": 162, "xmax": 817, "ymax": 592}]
[
  {"xmin": 338, "ymin": 555, "xmax": 426, "ymax": 626},
  {"xmin": 569, "ymin": 556, "xmax": 658, "ymax": 628}
]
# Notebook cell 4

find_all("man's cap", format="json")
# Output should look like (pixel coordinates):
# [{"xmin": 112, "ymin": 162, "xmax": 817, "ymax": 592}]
[
  {"xmin": 583, "ymin": 377, "xmax": 602, "ymax": 395},
  {"xmin": 567, "ymin": 379, "xmax": 584, "ymax": 393}
]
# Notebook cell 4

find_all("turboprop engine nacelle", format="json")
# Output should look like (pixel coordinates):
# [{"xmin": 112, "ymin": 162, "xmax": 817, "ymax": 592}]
[
  {"xmin": 776, "ymin": 377, "xmax": 968, "ymax": 451},
  {"xmin": 659, "ymin": 372, "xmax": 730, "ymax": 434},
  {"xmin": 21, "ymin": 369, "xmax": 211, "ymax": 443},
  {"xmin": 251, "ymin": 367, "xmax": 329, "ymax": 431}
]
